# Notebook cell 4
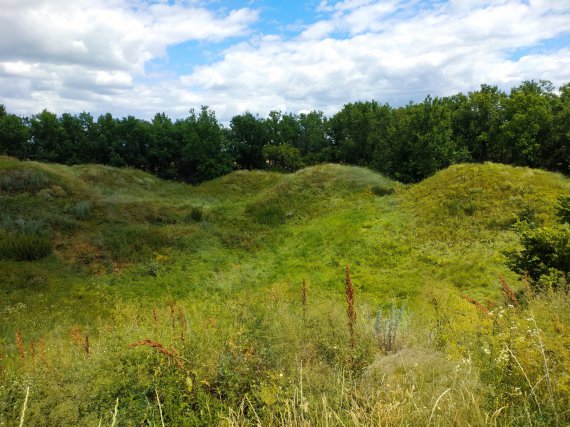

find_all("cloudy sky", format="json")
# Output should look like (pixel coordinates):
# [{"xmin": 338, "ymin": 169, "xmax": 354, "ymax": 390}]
[{"xmin": 1, "ymin": 0, "xmax": 569, "ymax": 121}]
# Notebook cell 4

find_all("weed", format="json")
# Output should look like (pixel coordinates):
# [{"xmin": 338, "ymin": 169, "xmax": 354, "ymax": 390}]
[
  {"xmin": 18, "ymin": 386, "xmax": 29, "ymax": 427},
  {"xmin": 16, "ymin": 331, "xmax": 25, "ymax": 360},
  {"xmin": 374, "ymin": 302, "xmax": 404, "ymax": 352},
  {"xmin": 462, "ymin": 295, "xmax": 490, "ymax": 316},
  {"xmin": 128, "ymin": 340, "xmax": 185, "ymax": 368}
]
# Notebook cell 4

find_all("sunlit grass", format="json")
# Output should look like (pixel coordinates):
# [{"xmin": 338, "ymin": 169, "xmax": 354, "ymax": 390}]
[{"xmin": 1, "ymin": 158, "xmax": 569, "ymax": 425}]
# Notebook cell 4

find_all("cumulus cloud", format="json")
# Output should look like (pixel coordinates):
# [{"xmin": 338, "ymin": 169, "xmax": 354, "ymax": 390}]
[
  {"xmin": 169, "ymin": 0, "xmax": 570, "ymax": 119},
  {"xmin": 0, "ymin": 0, "xmax": 258, "ymax": 115},
  {"xmin": 0, "ymin": 0, "xmax": 569, "ymax": 121}
]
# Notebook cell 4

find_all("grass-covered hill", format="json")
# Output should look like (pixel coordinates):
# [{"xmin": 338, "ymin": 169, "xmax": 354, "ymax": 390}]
[{"xmin": 1, "ymin": 156, "xmax": 569, "ymax": 426}]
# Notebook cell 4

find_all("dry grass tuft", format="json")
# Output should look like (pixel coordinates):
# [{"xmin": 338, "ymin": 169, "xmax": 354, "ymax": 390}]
[
  {"xmin": 498, "ymin": 274, "xmax": 518, "ymax": 306},
  {"xmin": 301, "ymin": 278, "xmax": 308, "ymax": 323},
  {"xmin": 345, "ymin": 266, "xmax": 356, "ymax": 350},
  {"xmin": 129, "ymin": 339, "xmax": 185, "ymax": 368},
  {"xmin": 462, "ymin": 295, "xmax": 490, "ymax": 316},
  {"xmin": 16, "ymin": 331, "xmax": 25, "ymax": 360}
]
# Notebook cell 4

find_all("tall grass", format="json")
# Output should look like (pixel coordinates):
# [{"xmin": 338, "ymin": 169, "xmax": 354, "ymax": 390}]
[
  {"xmin": 1, "ymin": 160, "xmax": 569, "ymax": 425},
  {"xmin": 73, "ymin": 200, "xmax": 92, "ymax": 220},
  {"xmin": 0, "ymin": 234, "xmax": 51, "ymax": 261}
]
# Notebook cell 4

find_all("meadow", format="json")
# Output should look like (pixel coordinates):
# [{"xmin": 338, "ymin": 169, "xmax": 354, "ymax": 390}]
[{"xmin": 0, "ymin": 156, "xmax": 569, "ymax": 426}]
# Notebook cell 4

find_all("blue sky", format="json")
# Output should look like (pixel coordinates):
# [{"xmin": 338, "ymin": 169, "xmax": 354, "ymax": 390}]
[{"xmin": 0, "ymin": 0, "xmax": 569, "ymax": 121}]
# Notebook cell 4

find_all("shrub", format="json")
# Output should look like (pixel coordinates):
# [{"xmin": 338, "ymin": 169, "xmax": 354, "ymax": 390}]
[
  {"xmin": 506, "ymin": 222, "xmax": 570, "ymax": 291},
  {"xmin": 0, "ymin": 233, "xmax": 52, "ymax": 261},
  {"xmin": 1, "ymin": 215, "xmax": 47, "ymax": 236}
]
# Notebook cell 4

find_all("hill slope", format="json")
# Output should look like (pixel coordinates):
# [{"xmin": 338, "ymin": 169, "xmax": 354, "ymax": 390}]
[{"xmin": 1, "ymin": 158, "xmax": 568, "ymax": 426}]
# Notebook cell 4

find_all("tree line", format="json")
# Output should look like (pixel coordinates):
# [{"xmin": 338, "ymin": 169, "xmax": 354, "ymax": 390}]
[{"xmin": 0, "ymin": 80, "xmax": 568, "ymax": 184}]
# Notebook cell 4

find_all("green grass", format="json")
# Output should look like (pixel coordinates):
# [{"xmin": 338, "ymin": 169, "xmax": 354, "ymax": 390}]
[{"xmin": 0, "ymin": 157, "xmax": 569, "ymax": 425}]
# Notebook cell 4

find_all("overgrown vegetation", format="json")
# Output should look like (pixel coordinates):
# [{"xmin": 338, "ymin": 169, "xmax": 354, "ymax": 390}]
[{"xmin": 0, "ymin": 158, "xmax": 569, "ymax": 425}]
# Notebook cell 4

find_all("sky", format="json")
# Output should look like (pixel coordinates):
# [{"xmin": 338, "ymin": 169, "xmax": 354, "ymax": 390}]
[{"xmin": 0, "ymin": 0, "xmax": 569, "ymax": 122}]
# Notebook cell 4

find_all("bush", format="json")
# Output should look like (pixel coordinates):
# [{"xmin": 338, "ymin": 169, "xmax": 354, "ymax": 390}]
[
  {"xmin": 506, "ymin": 222, "xmax": 570, "ymax": 291},
  {"xmin": 0, "ymin": 233, "xmax": 52, "ymax": 260}
]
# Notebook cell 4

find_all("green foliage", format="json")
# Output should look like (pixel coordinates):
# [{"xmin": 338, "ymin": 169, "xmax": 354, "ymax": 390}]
[
  {"xmin": 506, "ymin": 192, "xmax": 570, "ymax": 292},
  {"xmin": 2, "ymin": 79, "xmax": 570, "ymax": 184},
  {"xmin": 506, "ymin": 222, "xmax": 570, "ymax": 291},
  {"xmin": 263, "ymin": 144, "xmax": 304, "ymax": 171},
  {"xmin": 425, "ymin": 289, "xmax": 569, "ymax": 426}
]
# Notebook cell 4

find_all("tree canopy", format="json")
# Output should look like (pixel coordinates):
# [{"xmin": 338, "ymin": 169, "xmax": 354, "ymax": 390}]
[{"xmin": 1, "ymin": 80, "xmax": 568, "ymax": 183}]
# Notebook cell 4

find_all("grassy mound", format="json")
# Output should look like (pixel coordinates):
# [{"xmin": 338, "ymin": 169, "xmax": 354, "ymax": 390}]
[
  {"xmin": 405, "ymin": 162, "xmax": 569, "ymax": 234},
  {"xmin": 244, "ymin": 164, "xmax": 399, "ymax": 224},
  {"xmin": 1, "ymin": 158, "xmax": 569, "ymax": 426}
]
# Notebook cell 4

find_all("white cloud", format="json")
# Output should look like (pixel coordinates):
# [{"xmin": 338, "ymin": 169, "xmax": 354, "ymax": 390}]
[
  {"xmin": 0, "ymin": 0, "xmax": 569, "ymax": 121},
  {"xmin": 0, "ymin": 0, "xmax": 258, "ymax": 115}
]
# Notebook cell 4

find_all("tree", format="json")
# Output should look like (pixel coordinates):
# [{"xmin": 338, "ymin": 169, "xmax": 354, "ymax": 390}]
[
  {"xmin": 29, "ymin": 110, "xmax": 63, "ymax": 162},
  {"xmin": 228, "ymin": 112, "xmax": 268, "ymax": 170},
  {"xmin": 394, "ymin": 96, "xmax": 460, "ymax": 182},
  {"xmin": 177, "ymin": 107, "xmax": 233, "ymax": 183},
  {"xmin": 0, "ymin": 105, "xmax": 30, "ymax": 159},
  {"xmin": 298, "ymin": 111, "xmax": 332, "ymax": 164},
  {"xmin": 454, "ymin": 85, "xmax": 506, "ymax": 163},
  {"xmin": 147, "ymin": 113, "xmax": 178, "ymax": 179},
  {"xmin": 544, "ymin": 82, "xmax": 570, "ymax": 174},
  {"xmin": 496, "ymin": 80, "xmax": 554, "ymax": 167},
  {"xmin": 263, "ymin": 144, "xmax": 304, "ymax": 172}
]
